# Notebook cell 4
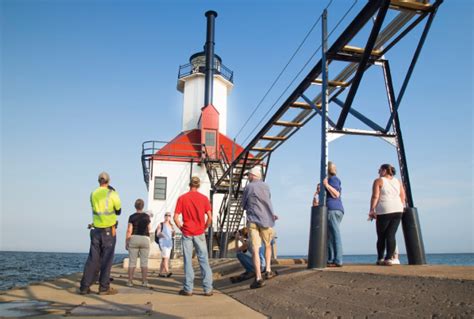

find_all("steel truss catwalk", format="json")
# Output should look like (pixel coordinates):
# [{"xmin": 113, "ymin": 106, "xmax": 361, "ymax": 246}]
[{"xmin": 210, "ymin": 0, "xmax": 442, "ymax": 262}]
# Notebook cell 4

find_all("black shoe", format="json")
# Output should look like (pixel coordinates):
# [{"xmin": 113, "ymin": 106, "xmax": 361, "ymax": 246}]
[
  {"xmin": 179, "ymin": 289, "xmax": 192, "ymax": 296},
  {"xmin": 158, "ymin": 274, "xmax": 167, "ymax": 278},
  {"xmin": 231, "ymin": 271, "xmax": 255, "ymax": 284},
  {"xmin": 264, "ymin": 270, "xmax": 278, "ymax": 280},
  {"xmin": 166, "ymin": 272, "xmax": 173, "ymax": 278},
  {"xmin": 250, "ymin": 279, "xmax": 265, "ymax": 289},
  {"xmin": 79, "ymin": 288, "xmax": 91, "ymax": 295}
]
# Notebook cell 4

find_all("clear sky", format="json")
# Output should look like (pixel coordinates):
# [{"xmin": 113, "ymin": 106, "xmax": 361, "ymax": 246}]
[{"xmin": 1, "ymin": 0, "xmax": 472, "ymax": 255}]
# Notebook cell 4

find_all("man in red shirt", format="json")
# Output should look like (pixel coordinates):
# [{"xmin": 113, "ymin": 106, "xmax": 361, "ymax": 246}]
[{"xmin": 173, "ymin": 176, "xmax": 213, "ymax": 296}]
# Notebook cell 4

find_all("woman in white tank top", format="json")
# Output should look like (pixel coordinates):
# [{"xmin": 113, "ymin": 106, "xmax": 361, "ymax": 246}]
[{"xmin": 369, "ymin": 164, "xmax": 406, "ymax": 266}]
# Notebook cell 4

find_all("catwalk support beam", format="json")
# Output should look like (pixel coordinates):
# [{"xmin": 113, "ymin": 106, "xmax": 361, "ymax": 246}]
[
  {"xmin": 336, "ymin": 0, "xmax": 390, "ymax": 129},
  {"xmin": 385, "ymin": 4, "xmax": 440, "ymax": 132},
  {"xmin": 383, "ymin": 60, "xmax": 426, "ymax": 265}
]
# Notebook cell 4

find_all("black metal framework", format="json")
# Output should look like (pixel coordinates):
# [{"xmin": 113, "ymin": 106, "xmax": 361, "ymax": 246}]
[
  {"xmin": 201, "ymin": 143, "xmax": 250, "ymax": 257},
  {"xmin": 335, "ymin": 0, "xmax": 390, "ymax": 130},
  {"xmin": 208, "ymin": 0, "xmax": 442, "ymax": 262},
  {"xmin": 141, "ymin": 1, "xmax": 443, "ymax": 261}
]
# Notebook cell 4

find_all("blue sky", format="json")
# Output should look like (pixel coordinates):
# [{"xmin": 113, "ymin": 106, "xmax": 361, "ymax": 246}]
[{"xmin": 1, "ymin": 0, "xmax": 472, "ymax": 255}]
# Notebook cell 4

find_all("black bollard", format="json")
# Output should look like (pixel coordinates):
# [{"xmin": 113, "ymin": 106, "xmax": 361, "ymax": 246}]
[
  {"xmin": 402, "ymin": 207, "xmax": 426, "ymax": 265},
  {"xmin": 307, "ymin": 205, "xmax": 328, "ymax": 269}
]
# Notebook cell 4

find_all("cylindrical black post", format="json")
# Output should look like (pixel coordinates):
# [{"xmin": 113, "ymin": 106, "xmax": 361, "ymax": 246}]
[
  {"xmin": 308, "ymin": 9, "xmax": 329, "ymax": 270},
  {"xmin": 402, "ymin": 207, "xmax": 426, "ymax": 265},
  {"xmin": 307, "ymin": 205, "xmax": 328, "ymax": 269},
  {"xmin": 204, "ymin": 10, "xmax": 217, "ymax": 106}
]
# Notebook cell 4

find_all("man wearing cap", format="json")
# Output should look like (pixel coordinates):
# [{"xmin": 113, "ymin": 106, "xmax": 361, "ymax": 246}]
[
  {"xmin": 79, "ymin": 172, "xmax": 121, "ymax": 295},
  {"xmin": 173, "ymin": 176, "xmax": 213, "ymax": 296},
  {"xmin": 242, "ymin": 166, "xmax": 278, "ymax": 289}
]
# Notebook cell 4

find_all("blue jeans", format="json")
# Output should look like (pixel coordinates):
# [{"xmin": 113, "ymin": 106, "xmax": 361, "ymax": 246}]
[
  {"xmin": 182, "ymin": 234, "xmax": 213, "ymax": 293},
  {"xmin": 236, "ymin": 245, "xmax": 266, "ymax": 273},
  {"xmin": 327, "ymin": 210, "xmax": 343, "ymax": 265}
]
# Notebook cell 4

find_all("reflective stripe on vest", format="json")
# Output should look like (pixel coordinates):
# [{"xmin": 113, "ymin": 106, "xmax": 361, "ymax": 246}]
[
  {"xmin": 92, "ymin": 188, "xmax": 117, "ymax": 228},
  {"xmin": 93, "ymin": 189, "xmax": 114, "ymax": 215}
]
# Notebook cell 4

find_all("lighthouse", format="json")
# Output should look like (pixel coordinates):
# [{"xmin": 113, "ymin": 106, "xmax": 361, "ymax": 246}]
[
  {"xmin": 141, "ymin": 10, "xmax": 248, "ymax": 262},
  {"xmin": 177, "ymin": 52, "xmax": 233, "ymax": 135}
]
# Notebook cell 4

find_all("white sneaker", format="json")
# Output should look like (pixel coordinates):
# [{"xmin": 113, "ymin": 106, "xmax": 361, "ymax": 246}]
[
  {"xmin": 126, "ymin": 281, "xmax": 133, "ymax": 287},
  {"xmin": 142, "ymin": 281, "xmax": 149, "ymax": 288},
  {"xmin": 391, "ymin": 258, "xmax": 401, "ymax": 265}
]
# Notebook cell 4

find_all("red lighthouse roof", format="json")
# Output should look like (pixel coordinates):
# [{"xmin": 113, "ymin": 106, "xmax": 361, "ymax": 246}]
[{"xmin": 152, "ymin": 129, "xmax": 250, "ymax": 162}]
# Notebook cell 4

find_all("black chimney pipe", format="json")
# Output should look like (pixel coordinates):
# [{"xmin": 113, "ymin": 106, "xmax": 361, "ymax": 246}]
[{"xmin": 204, "ymin": 10, "xmax": 217, "ymax": 106}]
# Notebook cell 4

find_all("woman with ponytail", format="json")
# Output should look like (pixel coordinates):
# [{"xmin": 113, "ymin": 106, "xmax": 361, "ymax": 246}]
[{"xmin": 369, "ymin": 164, "xmax": 406, "ymax": 266}]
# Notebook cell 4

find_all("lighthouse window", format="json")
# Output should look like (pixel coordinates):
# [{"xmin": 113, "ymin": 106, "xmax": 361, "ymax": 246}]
[
  {"xmin": 205, "ymin": 131, "xmax": 216, "ymax": 147},
  {"xmin": 153, "ymin": 177, "xmax": 167, "ymax": 200}
]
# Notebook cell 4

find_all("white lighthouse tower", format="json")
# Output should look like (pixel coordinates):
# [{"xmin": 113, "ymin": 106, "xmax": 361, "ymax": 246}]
[
  {"xmin": 178, "ymin": 52, "xmax": 234, "ymax": 135},
  {"xmin": 140, "ymin": 11, "xmax": 247, "ymax": 264}
]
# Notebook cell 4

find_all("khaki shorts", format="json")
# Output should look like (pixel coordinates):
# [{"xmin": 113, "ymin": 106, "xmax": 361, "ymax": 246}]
[{"xmin": 248, "ymin": 222, "xmax": 274, "ymax": 248}]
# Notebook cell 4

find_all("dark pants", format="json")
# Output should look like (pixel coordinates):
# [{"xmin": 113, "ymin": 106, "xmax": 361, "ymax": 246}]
[
  {"xmin": 80, "ymin": 228, "xmax": 116, "ymax": 292},
  {"xmin": 376, "ymin": 213, "xmax": 402, "ymax": 260}
]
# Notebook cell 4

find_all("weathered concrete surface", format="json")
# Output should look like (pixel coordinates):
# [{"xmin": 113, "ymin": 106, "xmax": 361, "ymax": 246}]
[
  {"xmin": 2, "ymin": 260, "xmax": 473, "ymax": 318},
  {"xmin": 214, "ymin": 262, "xmax": 474, "ymax": 319},
  {"xmin": 0, "ymin": 264, "xmax": 266, "ymax": 318}
]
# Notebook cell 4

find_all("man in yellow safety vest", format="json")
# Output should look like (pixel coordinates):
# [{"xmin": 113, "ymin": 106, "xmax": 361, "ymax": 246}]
[{"xmin": 79, "ymin": 172, "xmax": 121, "ymax": 295}]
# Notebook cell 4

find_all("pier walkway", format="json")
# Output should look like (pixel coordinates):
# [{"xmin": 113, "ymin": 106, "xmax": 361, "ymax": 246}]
[{"xmin": 1, "ymin": 259, "xmax": 473, "ymax": 318}]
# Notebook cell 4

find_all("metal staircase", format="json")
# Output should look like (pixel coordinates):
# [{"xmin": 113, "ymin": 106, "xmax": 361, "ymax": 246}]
[
  {"xmin": 216, "ymin": 192, "xmax": 245, "ymax": 233},
  {"xmin": 202, "ymin": 145, "xmax": 248, "ymax": 237}
]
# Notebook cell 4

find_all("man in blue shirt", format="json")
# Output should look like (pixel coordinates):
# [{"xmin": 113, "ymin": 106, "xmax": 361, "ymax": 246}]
[{"xmin": 242, "ymin": 166, "xmax": 278, "ymax": 289}]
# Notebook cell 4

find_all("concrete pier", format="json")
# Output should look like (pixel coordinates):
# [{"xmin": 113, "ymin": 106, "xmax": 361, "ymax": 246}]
[{"xmin": 0, "ymin": 259, "xmax": 472, "ymax": 318}]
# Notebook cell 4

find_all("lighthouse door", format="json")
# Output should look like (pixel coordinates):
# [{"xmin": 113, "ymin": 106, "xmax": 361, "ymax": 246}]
[{"xmin": 204, "ymin": 130, "xmax": 217, "ymax": 159}]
